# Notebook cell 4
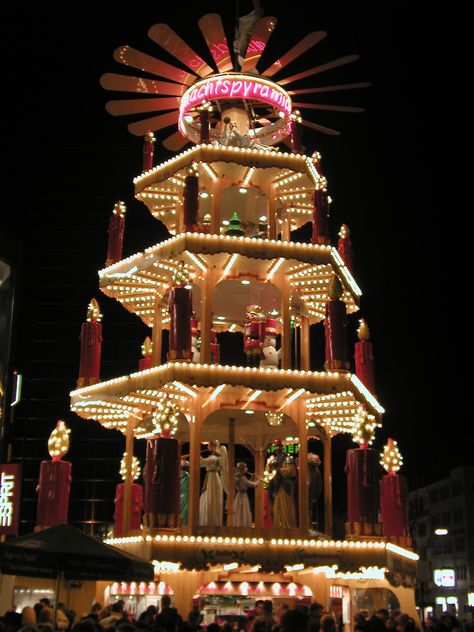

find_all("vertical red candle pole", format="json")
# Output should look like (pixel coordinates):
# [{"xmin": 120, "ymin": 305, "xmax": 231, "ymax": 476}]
[
  {"xmin": 199, "ymin": 108, "xmax": 211, "ymax": 144},
  {"xmin": 36, "ymin": 421, "xmax": 72, "ymax": 530},
  {"xmin": 311, "ymin": 154, "xmax": 330, "ymax": 245},
  {"xmin": 183, "ymin": 168, "xmax": 199, "ymax": 232},
  {"xmin": 291, "ymin": 110, "xmax": 302, "ymax": 153},
  {"xmin": 139, "ymin": 336, "xmax": 153, "ymax": 370},
  {"xmin": 355, "ymin": 319, "xmax": 376, "ymax": 393},
  {"xmin": 324, "ymin": 275, "xmax": 349, "ymax": 370},
  {"xmin": 77, "ymin": 299, "xmax": 102, "ymax": 387},
  {"xmin": 143, "ymin": 403, "xmax": 180, "ymax": 528},
  {"xmin": 345, "ymin": 409, "xmax": 381, "ymax": 536},
  {"xmin": 114, "ymin": 452, "xmax": 143, "ymax": 537},
  {"xmin": 105, "ymin": 201, "xmax": 126, "ymax": 267},
  {"xmin": 210, "ymin": 328, "xmax": 220, "ymax": 364},
  {"xmin": 337, "ymin": 224, "xmax": 353, "ymax": 272},
  {"xmin": 380, "ymin": 438, "xmax": 409, "ymax": 538},
  {"xmin": 168, "ymin": 262, "xmax": 192, "ymax": 361},
  {"xmin": 142, "ymin": 130, "xmax": 156, "ymax": 172}
]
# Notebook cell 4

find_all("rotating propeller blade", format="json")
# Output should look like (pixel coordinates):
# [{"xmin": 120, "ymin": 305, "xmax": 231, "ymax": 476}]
[
  {"xmin": 288, "ymin": 82, "xmax": 371, "ymax": 95},
  {"xmin": 106, "ymin": 97, "xmax": 180, "ymax": 116},
  {"xmin": 148, "ymin": 24, "xmax": 215, "ymax": 77},
  {"xmin": 100, "ymin": 73, "xmax": 186, "ymax": 96},
  {"xmin": 198, "ymin": 14, "xmax": 233, "ymax": 72},
  {"xmin": 241, "ymin": 16, "xmax": 277, "ymax": 72},
  {"xmin": 163, "ymin": 130, "xmax": 190, "ymax": 152},
  {"xmin": 261, "ymin": 31, "xmax": 327, "ymax": 77},
  {"xmin": 293, "ymin": 103, "xmax": 365, "ymax": 113},
  {"xmin": 113, "ymin": 45, "xmax": 196, "ymax": 85},
  {"xmin": 301, "ymin": 119, "xmax": 341, "ymax": 136},
  {"xmin": 278, "ymin": 54, "xmax": 360, "ymax": 86},
  {"xmin": 127, "ymin": 111, "xmax": 179, "ymax": 136}
]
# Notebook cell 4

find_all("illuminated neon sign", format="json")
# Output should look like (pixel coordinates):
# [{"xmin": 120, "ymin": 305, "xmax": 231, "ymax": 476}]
[
  {"xmin": 0, "ymin": 464, "xmax": 21, "ymax": 535},
  {"xmin": 178, "ymin": 74, "xmax": 292, "ymax": 146},
  {"xmin": 434, "ymin": 569, "xmax": 455, "ymax": 587},
  {"xmin": 180, "ymin": 74, "xmax": 292, "ymax": 116}
]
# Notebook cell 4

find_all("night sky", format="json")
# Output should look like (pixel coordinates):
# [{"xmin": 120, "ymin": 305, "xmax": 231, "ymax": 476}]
[{"xmin": 2, "ymin": 1, "xmax": 453, "ymax": 501}]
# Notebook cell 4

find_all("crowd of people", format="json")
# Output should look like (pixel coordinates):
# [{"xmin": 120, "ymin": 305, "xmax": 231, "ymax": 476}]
[{"xmin": 0, "ymin": 598, "xmax": 470, "ymax": 632}]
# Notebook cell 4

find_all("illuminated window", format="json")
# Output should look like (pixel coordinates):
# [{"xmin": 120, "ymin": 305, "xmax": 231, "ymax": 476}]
[
  {"xmin": 434, "ymin": 569, "xmax": 455, "ymax": 587},
  {"xmin": 468, "ymin": 593, "xmax": 474, "ymax": 607}
]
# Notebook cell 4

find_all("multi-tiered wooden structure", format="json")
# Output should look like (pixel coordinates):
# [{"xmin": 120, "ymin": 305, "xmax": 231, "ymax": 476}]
[{"xmin": 70, "ymin": 13, "xmax": 418, "ymax": 624}]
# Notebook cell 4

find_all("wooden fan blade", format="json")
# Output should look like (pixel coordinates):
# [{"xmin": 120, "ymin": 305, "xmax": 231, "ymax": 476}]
[
  {"xmin": 100, "ymin": 73, "xmax": 186, "ymax": 96},
  {"xmin": 278, "ymin": 55, "xmax": 360, "ymax": 86},
  {"xmin": 163, "ymin": 130, "xmax": 189, "ymax": 152},
  {"xmin": 240, "ymin": 16, "xmax": 277, "ymax": 72},
  {"xmin": 148, "ymin": 24, "xmax": 215, "ymax": 77},
  {"xmin": 293, "ymin": 102, "xmax": 365, "ymax": 113},
  {"xmin": 301, "ymin": 119, "xmax": 341, "ymax": 136},
  {"xmin": 288, "ymin": 82, "xmax": 371, "ymax": 95},
  {"xmin": 261, "ymin": 31, "xmax": 327, "ymax": 77},
  {"xmin": 113, "ymin": 45, "xmax": 196, "ymax": 86},
  {"xmin": 127, "ymin": 111, "xmax": 179, "ymax": 136},
  {"xmin": 106, "ymin": 97, "xmax": 180, "ymax": 116},
  {"xmin": 198, "ymin": 14, "xmax": 233, "ymax": 72}
]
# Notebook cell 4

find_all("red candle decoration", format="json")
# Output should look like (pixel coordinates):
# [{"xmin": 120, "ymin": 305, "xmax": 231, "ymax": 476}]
[
  {"xmin": 77, "ymin": 299, "xmax": 102, "ymax": 387},
  {"xmin": 199, "ymin": 107, "xmax": 211, "ymax": 144},
  {"xmin": 183, "ymin": 168, "xmax": 199, "ymax": 232},
  {"xmin": 355, "ymin": 319, "xmax": 376, "ymax": 393},
  {"xmin": 142, "ymin": 130, "xmax": 156, "ymax": 172},
  {"xmin": 291, "ymin": 110, "xmax": 302, "ymax": 153},
  {"xmin": 337, "ymin": 224, "xmax": 353, "ymax": 272},
  {"xmin": 36, "ymin": 421, "xmax": 72, "ymax": 530},
  {"xmin": 324, "ymin": 275, "xmax": 349, "ymax": 370},
  {"xmin": 168, "ymin": 262, "xmax": 192, "ymax": 361},
  {"xmin": 143, "ymin": 403, "xmax": 181, "ymax": 528},
  {"xmin": 139, "ymin": 336, "xmax": 153, "ymax": 370},
  {"xmin": 105, "ymin": 201, "xmax": 126, "ymax": 267},
  {"xmin": 380, "ymin": 438, "xmax": 409, "ymax": 537},
  {"xmin": 114, "ymin": 452, "xmax": 143, "ymax": 537},
  {"xmin": 345, "ymin": 407, "xmax": 381, "ymax": 532}
]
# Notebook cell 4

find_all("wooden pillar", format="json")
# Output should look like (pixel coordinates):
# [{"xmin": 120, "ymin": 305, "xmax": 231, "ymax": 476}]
[
  {"xmin": 226, "ymin": 418, "xmax": 235, "ymax": 526},
  {"xmin": 200, "ymin": 269, "xmax": 214, "ymax": 364},
  {"xmin": 151, "ymin": 295, "xmax": 163, "ymax": 366},
  {"xmin": 254, "ymin": 448, "xmax": 265, "ymax": 528},
  {"xmin": 300, "ymin": 315, "xmax": 310, "ymax": 371},
  {"xmin": 322, "ymin": 430, "xmax": 333, "ymax": 536},
  {"xmin": 282, "ymin": 215, "xmax": 291, "ymax": 242},
  {"xmin": 187, "ymin": 397, "xmax": 203, "ymax": 531},
  {"xmin": 122, "ymin": 422, "xmax": 134, "ymax": 535},
  {"xmin": 297, "ymin": 401, "xmax": 309, "ymax": 532},
  {"xmin": 280, "ymin": 276, "xmax": 291, "ymax": 369}
]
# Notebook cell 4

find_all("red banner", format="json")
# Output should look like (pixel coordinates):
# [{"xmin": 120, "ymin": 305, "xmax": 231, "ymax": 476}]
[{"xmin": 0, "ymin": 463, "xmax": 22, "ymax": 535}]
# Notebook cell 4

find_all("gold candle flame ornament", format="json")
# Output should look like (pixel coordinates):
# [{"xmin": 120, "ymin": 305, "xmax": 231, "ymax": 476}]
[
  {"xmin": 339, "ymin": 224, "xmax": 350, "ymax": 239},
  {"xmin": 113, "ymin": 200, "xmax": 127, "ymax": 216},
  {"xmin": 120, "ymin": 452, "xmax": 141, "ymax": 481},
  {"xmin": 152, "ymin": 400, "xmax": 179, "ymax": 436},
  {"xmin": 144, "ymin": 130, "xmax": 156, "ymax": 143},
  {"xmin": 357, "ymin": 318, "xmax": 370, "ymax": 341},
  {"xmin": 172, "ymin": 260, "xmax": 190, "ymax": 286},
  {"xmin": 141, "ymin": 336, "xmax": 153, "ymax": 357},
  {"xmin": 328, "ymin": 274, "xmax": 343, "ymax": 300},
  {"xmin": 86, "ymin": 298, "xmax": 102, "ymax": 323},
  {"xmin": 380, "ymin": 437, "xmax": 403, "ymax": 474},
  {"xmin": 352, "ymin": 406, "xmax": 377, "ymax": 447},
  {"xmin": 48, "ymin": 420, "xmax": 71, "ymax": 460}
]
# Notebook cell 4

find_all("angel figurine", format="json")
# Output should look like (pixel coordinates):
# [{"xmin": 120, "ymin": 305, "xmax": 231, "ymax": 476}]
[
  {"xmin": 234, "ymin": 462, "xmax": 259, "ymax": 527},
  {"xmin": 199, "ymin": 440, "xmax": 228, "ymax": 526}
]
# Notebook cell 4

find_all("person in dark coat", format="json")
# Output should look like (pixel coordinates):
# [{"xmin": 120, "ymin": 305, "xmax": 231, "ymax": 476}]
[
  {"xmin": 368, "ymin": 610, "xmax": 389, "ymax": 632},
  {"xmin": 154, "ymin": 596, "xmax": 182, "ymax": 632}
]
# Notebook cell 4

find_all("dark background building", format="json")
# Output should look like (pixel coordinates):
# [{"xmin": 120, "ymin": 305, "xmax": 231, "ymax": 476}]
[{"xmin": 409, "ymin": 467, "xmax": 474, "ymax": 621}]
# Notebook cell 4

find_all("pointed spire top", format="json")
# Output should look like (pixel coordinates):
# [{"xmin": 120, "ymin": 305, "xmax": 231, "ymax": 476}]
[
  {"xmin": 48, "ymin": 420, "xmax": 71, "ymax": 460},
  {"xmin": 141, "ymin": 336, "xmax": 153, "ymax": 357},
  {"xmin": 357, "ymin": 318, "xmax": 370, "ymax": 341},
  {"xmin": 381, "ymin": 437, "xmax": 403, "ymax": 474}
]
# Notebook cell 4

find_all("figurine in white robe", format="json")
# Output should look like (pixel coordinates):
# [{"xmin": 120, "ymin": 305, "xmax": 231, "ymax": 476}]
[
  {"xmin": 234, "ymin": 462, "xmax": 259, "ymax": 527},
  {"xmin": 199, "ymin": 440, "xmax": 228, "ymax": 527}
]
